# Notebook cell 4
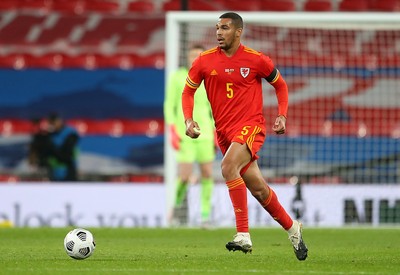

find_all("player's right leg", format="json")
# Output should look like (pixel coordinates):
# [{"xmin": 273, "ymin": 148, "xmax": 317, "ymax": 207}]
[
  {"xmin": 226, "ymin": 232, "xmax": 253, "ymax": 254},
  {"xmin": 220, "ymin": 142, "xmax": 253, "ymax": 253}
]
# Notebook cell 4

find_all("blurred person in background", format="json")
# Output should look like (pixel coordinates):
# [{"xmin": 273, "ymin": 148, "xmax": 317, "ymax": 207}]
[
  {"xmin": 164, "ymin": 44, "xmax": 216, "ymax": 227},
  {"xmin": 45, "ymin": 113, "xmax": 80, "ymax": 181},
  {"xmin": 28, "ymin": 117, "xmax": 51, "ymax": 173}
]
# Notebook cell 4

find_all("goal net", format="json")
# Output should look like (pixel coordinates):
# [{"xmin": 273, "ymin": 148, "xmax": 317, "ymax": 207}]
[{"xmin": 165, "ymin": 12, "xmax": 400, "ymax": 227}]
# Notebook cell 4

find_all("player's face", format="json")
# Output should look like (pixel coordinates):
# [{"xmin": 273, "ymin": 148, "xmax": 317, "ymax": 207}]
[{"xmin": 216, "ymin": 18, "xmax": 241, "ymax": 51}]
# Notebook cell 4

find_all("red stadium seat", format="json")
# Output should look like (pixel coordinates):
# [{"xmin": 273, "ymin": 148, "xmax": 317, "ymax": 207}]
[
  {"xmin": 77, "ymin": 17, "xmax": 164, "ymax": 48},
  {"xmin": 128, "ymin": 0, "xmax": 155, "ymax": 13},
  {"xmin": 214, "ymin": 0, "xmax": 261, "ymax": 11},
  {"xmin": 368, "ymin": 0, "xmax": 400, "ymax": 11},
  {"xmin": 303, "ymin": 0, "xmax": 333, "ymax": 11},
  {"xmin": 95, "ymin": 54, "xmax": 135, "ymax": 69},
  {"xmin": 36, "ymin": 15, "xmax": 88, "ymax": 44},
  {"xmin": 23, "ymin": 54, "xmax": 64, "ymax": 69},
  {"xmin": 163, "ymin": 0, "xmax": 220, "ymax": 11},
  {"xmin": 338, "ymin": 0, "xmax": 369, "ymax": 11},
  {"xmin": 0, "ymin": 14, "xmax": 46, "ymax": 44},
  {"xmin": 18, "ymin": 0, "xmax": 53, "ymax": 10},
  {"xmin": 162, "ymin": 0, "xmax": 180, "ymax": 11},
  {"xmin": 51, "ymin": 0, "xmax": 87, "ymax": 14},
  {"xmin": 0, "ymin": 0, "xmax": 18, "ymax": 10},
  {"xmin": 259, "ymin": 0, "xmax": 296, "ymax": 11},
  {"xmin": 17, "ymin": 0, "xmax": 120, "ymax": 13},
  {"xmin": 85, "ymin": 0, "xmax": 120, "ymax": 13},
  {"xmin": 61, "ymin": 54, "xmax": 98, "ymax": 69},
  {"xmin": 0, "ymin": 54, "xmax": 27, "ymax": 70},
  {"xmin": 130, "ymin": 53, "xmax": 165, "ymax": 68},
  {"xmin": 189, "ymin": 0, "xmax": 220, "ymax": 11}
]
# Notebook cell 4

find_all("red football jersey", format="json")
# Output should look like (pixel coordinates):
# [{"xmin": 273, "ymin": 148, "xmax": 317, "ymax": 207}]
[{"xmin": 185, "ymin": 44, "xmax": 275, "ymax": 136}]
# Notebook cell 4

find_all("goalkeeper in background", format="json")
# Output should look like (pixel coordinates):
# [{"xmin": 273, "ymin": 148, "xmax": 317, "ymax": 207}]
[{"xmin": 164, "ymin": 44, "xmax": 216, "ymax": 227}]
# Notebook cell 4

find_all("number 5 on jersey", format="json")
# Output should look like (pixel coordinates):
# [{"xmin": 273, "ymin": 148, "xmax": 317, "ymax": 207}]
[{"xmin": 226, "ymin": 82, "xmax": 233, "ymax": 98}]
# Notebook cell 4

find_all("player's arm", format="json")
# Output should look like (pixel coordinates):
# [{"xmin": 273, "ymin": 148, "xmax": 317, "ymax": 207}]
[
  {"xmin": 266, "ymin": 68, "xmax": 288, "ymax": 135},
  {"xmin": 182, "ymin": 75, "xmax": 201, "ymax": 139}
]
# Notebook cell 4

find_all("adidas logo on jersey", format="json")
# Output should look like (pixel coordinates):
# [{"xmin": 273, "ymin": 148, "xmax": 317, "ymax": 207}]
[{"xmin": 210, "ymin": 69, "xmax": 218, "ymax": 75}]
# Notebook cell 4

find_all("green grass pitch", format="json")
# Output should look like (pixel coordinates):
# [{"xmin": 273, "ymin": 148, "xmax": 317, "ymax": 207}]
[{"xmin": 0, "ymin": 227, "xmax": 399, "ymax": 274}]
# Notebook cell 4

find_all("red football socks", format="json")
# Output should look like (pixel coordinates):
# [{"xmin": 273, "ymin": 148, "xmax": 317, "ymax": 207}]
[
  {"xmin": 226, "ymin": 178, "xmax": 248, "ymax": 233},
  {"xmin": 261, "ymin": 186, "xmax": 293, "ymax": 230}
]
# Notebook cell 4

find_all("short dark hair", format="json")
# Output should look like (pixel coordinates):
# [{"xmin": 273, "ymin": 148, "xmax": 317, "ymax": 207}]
[{"xmin": 219, "ymin": 12, "xmax": 243, "ymax": 29}]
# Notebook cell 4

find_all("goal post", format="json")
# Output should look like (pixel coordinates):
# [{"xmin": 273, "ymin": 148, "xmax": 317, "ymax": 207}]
[{"xmin": 164, "ymin": 11, "xmax": 400, "ymax": 227}]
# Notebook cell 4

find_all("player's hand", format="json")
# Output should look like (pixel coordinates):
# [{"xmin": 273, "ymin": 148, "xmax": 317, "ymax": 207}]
[
  {"xmin": 185, "ymin": 118, "xmax": 201, "ymax": 139},
  {"xmin": 272, "ymin": 115, "xmax": 286, "ymax": 135},
  {"xmin": 169, "ymin": 124, "xmax": 181, "ymax": 150}
]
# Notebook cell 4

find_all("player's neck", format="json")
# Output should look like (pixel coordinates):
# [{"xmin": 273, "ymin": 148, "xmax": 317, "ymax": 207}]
[{"xmin": 222, "ymin": 43, "xmax": 241, "ymax": 57}]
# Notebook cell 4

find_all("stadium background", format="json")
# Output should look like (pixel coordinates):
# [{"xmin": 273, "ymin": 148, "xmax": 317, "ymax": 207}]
[{"xmin": 0, "ymin": 0, "xmax": 399, "ymax": 227}]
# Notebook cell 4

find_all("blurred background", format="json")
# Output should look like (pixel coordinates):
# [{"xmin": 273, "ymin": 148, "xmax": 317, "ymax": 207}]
[
  {"xmin": 0, "ymin": 0, "xmax": 398, "ymax": 183},
  {"xmin": 0, "ymin": 0, "xmax": 399, "ymax": 227}
]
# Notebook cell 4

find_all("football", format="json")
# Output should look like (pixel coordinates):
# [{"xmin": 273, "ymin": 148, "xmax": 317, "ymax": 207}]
[{"xmin": 64, "ymin": 228, "xmax": 96, "ymax": 260}]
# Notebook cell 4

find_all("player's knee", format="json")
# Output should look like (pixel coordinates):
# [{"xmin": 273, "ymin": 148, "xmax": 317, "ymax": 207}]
[{"xmin": 221, "ymin": 159, "xmax": 239, "ymax": 180}]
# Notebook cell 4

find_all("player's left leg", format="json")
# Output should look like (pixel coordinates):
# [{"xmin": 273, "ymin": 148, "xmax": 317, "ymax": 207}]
[
  {"xmin": 243, "ymin": 162, "xmax": 292, "ymax": 228},
  {"xmin": 243, "ymin": 162, "xmax": 308, "ymax": 260}
]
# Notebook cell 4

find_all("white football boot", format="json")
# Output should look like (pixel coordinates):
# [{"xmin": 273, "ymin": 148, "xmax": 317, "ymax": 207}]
[
  {"xmin": 226, "ymin": 232, "xmax": 253, "ymax": 254},
  {"xmin": 288, "ymin": 220, "xmax": 308, "ymax": 260}
]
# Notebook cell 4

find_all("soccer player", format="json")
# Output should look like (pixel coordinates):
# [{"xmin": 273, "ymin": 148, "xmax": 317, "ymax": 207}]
[
  {"xmin": 164, "ymin": 44, "xmax": 216, "ymax": 227},
  {"xmin": 181, "ymin": 12, "xmax": 308, "ymax": 260}
]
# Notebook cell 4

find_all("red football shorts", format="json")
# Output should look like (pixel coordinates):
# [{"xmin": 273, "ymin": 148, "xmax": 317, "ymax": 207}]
[{"xmin": 218, "ymin": 124, "xmax": 266, "ymax": 175}]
